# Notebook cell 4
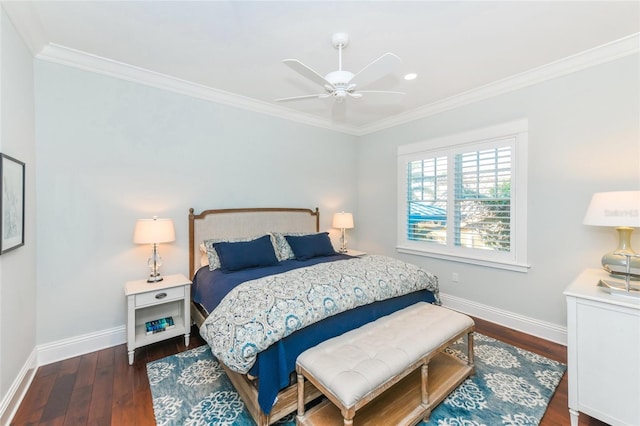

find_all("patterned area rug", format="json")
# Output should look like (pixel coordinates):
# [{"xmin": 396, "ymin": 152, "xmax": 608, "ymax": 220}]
[{"xmin": 147, "ymin": 333, "xmax": 565, "ymax": 425}]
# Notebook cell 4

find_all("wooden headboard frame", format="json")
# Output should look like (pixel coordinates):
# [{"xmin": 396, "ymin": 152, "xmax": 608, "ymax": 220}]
[{"xmin": 188, "ymin": 207, "xmax": 320, "ymax": 279}]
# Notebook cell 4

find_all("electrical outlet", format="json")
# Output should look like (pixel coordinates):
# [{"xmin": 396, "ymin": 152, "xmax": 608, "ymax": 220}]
[{"xmin": 452, "ymin": 272, "xmax": 459, "ymax": 282}]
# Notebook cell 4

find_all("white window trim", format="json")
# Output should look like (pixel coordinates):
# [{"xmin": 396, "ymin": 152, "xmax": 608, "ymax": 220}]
[{"xmin": 397, "ymin": 119, "xmax": 530, "ymax": 273}]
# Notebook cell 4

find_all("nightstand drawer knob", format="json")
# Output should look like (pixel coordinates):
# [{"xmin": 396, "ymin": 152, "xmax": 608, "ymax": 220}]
[{"xmin": 155, "ymin": 292, "xmax": 168, "ymax": 300}]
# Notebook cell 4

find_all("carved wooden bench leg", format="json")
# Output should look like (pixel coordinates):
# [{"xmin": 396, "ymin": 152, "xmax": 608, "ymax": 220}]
[
  {"xmin": 342, "ymin": 407, "xmax": 355, "ymax": 426},
  {"xmin": 421, "ymin": 362, "xmax": 432, "ymax": 422},
  {"xmin": 297, "ymin": 372, "xmax": 305, "ymax": 418}
]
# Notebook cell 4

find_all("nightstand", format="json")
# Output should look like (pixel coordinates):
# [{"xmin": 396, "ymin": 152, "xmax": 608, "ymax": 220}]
[{"xmin": 125, "ymin": 274, "xmax": 192, "ymax": 365}]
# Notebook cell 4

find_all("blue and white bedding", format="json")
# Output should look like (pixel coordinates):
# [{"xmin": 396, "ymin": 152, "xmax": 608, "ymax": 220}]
[
  {"xmin": 192, "ymin": 253, "xmax": 355, "ymax": 315},
  {"xmin": 199, "ymin": 254, "xmax": 440, "ymax": 374}
]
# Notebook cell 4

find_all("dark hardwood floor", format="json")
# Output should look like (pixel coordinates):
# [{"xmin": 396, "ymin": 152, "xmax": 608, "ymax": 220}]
[{"xmin": 11, "ymin": 319, "xmax": 608, "ymax": 426}]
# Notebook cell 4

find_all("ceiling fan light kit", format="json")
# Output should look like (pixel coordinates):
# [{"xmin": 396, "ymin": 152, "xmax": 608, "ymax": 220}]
[{"xmin": 276, "ymin": 32, "xmax": 404, "ymax": 104}]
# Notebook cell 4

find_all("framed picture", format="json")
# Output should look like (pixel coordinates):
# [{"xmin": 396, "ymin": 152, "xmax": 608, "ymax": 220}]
[{"xmin": 1, "ymin": 154, "xmax": 25, "ymax": 254}]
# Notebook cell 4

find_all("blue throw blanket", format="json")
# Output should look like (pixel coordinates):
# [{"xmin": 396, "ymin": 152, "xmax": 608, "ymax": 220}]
[{"xmin": 200, "ymin": 255, "xmax": 439, "ymax": 374}]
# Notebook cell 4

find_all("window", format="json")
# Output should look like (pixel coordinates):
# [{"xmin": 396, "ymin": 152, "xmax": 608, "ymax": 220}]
[{"xmin": 397, "ymin": 120, "xmax": 529, "ymax": 272}]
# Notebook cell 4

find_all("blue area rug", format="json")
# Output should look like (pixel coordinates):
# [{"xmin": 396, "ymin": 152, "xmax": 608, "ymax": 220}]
[{"xmin": 147, "ymin": 333, "xmax": 565, "ymax": 425}]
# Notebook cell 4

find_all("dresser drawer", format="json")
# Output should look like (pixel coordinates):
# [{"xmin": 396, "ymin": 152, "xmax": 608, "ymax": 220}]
[{"xmin": 135, "ymin": 286, "xmax": 184, "ymax": 307}]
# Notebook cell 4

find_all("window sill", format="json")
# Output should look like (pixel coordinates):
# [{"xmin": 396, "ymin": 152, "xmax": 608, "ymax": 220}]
[{"xmin": 397, "ymin": 246, "xmax": 531, "ymax": 273}]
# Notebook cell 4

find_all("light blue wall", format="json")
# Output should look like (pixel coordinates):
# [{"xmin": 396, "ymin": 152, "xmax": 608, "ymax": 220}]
[
  {"xmin": 35, "ymin": 60, "xmax": 357, "ymax": 343},
  {"xmin": 356, "ymin": 54, "xmax": 640, "ymax": 326},
  {"xmin": 0, "ymin": 6, "xmax": 37, "ymax": 416}
]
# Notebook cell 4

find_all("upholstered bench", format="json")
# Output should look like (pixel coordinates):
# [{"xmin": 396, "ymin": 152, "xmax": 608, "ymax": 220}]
[{"xmin": 295, "ymin": 302, "xmax": 475, "ymax": 425}]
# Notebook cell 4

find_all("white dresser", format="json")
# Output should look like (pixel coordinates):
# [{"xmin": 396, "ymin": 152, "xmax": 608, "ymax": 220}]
[{"xmin": 564, "ymin": 269, "xmax": 640, "ymax": 426}]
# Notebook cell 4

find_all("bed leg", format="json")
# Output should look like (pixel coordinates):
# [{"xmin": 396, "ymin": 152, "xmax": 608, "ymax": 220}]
[{"xmin": 258, "ymin": 412, "xmax": 270, "ymax": 426}]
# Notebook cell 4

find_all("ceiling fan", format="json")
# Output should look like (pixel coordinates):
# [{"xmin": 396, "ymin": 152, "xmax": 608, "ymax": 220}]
[{"xmin": 276, "ymin": 32, "xmax": 405, "ymax": 104}]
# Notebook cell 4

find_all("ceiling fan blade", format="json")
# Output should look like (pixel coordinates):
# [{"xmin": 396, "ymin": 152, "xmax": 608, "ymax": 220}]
[
  {"xmin": 275, "ymin": 93, "xmax": 331, "ymax": 102},
  {"xmin": 350, "ymin": 52, "xmax": 402, "ymax": 88},
  {"xmin": 356, "ymin": 90, "xmax": 406, "ymax": 96},
  {"xmin": 283, "ymin": 59, "xmax": 333, "ymax": 89}
]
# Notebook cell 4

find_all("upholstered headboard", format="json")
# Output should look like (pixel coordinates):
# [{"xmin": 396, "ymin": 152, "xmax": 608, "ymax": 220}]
[{"xmin": 188, "ymin": 207, "xmax": 319, "ymax": 278}]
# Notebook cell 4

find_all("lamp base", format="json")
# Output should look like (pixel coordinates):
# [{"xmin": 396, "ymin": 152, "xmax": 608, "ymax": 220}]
[
  {"xmin": 338, "ymin": 228, "xmax": 348, "ymax": 253},
  {"xmin": 602, "ymin": 227, "xmax": 640, "ymax": 280},
  {"xmin": 147, "ymin": 274, "xmax": 164, "ymax": 283},
  {"xmin": 146, "ymin": 245, "xmax": 164, "ymax": 283}
]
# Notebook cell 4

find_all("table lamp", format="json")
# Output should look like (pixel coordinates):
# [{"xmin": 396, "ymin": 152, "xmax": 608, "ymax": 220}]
[
  {"xmin": 133, "ymin": 216, "xmax": 175, "ymax": 282},
  {"xmin": 583, "ymin": 191, "xmax": 640, "ymax": 280},
  {"xmin": 333, "ymin": 212, "xmax": 354, "ymax": 253}
]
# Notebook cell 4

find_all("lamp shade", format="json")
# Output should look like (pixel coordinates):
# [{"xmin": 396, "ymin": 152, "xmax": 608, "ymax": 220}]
[
  {"xmin": 583, "ymin": 191, "xmax": 640, "ymax": 227},
  {"xmin": 133, "ymin": 217, "xmax": 175, "ymax": 244},
  {"xmin": 332, "ymin": 212, "xmax": 354, "ymax": 229}
]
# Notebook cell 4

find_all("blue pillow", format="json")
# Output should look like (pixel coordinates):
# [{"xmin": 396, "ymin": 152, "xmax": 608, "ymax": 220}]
[
  {"xmin": 214, "ymin": 235, "xmax": 279, "ymax": 272},
  {"xmin": 285, "ymin": 232, "xmax": 336, "ymax": 261}
]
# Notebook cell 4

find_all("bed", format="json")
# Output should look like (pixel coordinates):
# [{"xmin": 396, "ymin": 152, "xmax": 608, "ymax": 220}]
[{"xmin": 188, "ymin": 207, "xmax": 440, "ymax": 425}]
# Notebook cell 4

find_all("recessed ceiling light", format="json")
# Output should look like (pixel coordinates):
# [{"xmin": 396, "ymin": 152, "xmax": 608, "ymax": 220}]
[{"xmin": 404, "ymin": 73, "xmax": 417, "ymax": 81}]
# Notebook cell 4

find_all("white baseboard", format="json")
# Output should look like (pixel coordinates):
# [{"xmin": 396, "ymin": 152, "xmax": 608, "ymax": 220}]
[
  {"xmin": 37, "ymin": 325, "xmax": 127, "ymax": 366},
  {"xmin": 0, "ymin": 348, "xmax": 37, "ymax": 426},
  {"xmin": 440, "ymin": 292, "xmax": 568, "ymax": 346}
]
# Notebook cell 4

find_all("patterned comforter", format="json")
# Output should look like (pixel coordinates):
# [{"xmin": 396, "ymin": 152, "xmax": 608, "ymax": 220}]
[{"xmin": 200, "ymin": 255, "xmax": 439, "ymax": 373}]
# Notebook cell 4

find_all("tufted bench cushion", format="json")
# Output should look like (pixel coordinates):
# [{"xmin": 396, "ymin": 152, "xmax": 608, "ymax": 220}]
[{"xmin": 296, "ymin": 302, "xmax": 475, "ymax": 425}]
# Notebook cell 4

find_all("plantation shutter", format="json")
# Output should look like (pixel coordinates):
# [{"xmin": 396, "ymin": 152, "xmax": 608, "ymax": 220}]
[
  {"xmin": 397, "ymin": 119, "xmax": 527, "ymax": 271},
  {"xmin": 406, "ymin": 156, "xmax": 447, "ymax": 244},
  {"xmin": 454, "ymin": 144, "xmax": 512, "ymax": 251},
  {"xmin": 405, "ymin": 139, "xmax": 513, "ymax": 253}
]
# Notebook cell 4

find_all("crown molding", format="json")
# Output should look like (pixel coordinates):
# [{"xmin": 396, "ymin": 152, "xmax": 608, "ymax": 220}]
[
  {"xmin": 36, "ymin": 43, "xmax": 360, "ymax": 136},
  {"xmin": 31, "ymin": 33, "xmax": 639, "ymax": 137},
  {"xmin": 359, "ymin": 33, "xmax": 640, "ymax": 135}
]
